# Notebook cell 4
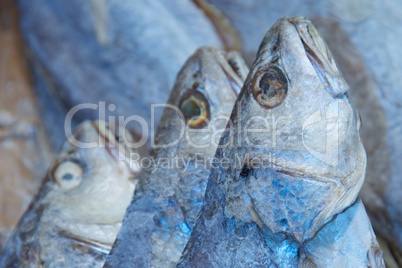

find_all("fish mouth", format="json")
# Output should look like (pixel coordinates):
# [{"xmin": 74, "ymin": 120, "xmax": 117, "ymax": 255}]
[
  {"xmin": 245, "ymin": 152, "xmax": 344, "ymax": 185},
  {"xmin": 288, "ymin": 17, "xmax": 349, "ymax": 98},
  {"xmin": 92, "ymin": 121, "xmax": 141, "ymax": 174},
  {"xmin": 59, "ymin": 230, "xmax": 112, "ymax": 255},
  {"xmin": 208, "ymin": 47, "xmax": 247, "ymax": 96},
  {"xmin": 221, "ymin": 52, "xmax": 248, "ymax": 95},
  {"xmin": 273, "ymin": 164, "xmax": 343, "ymax": 186}
]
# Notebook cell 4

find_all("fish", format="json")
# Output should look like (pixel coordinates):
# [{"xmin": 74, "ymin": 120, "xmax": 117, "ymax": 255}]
[
  {"xmin": 177, "ymin": 17, "xmax": 384, "ymax": 267},
  {"xmin": 103, "ymin": 46, "xmax": 249, "ymax": 267},
  {"xmin": 0, "ymin": 120, "xmax": 140, "ymax": 267},
  {"xmin": 203, "ymin": 0, "xmax": 402, "ymax": 261},
  {"xmin": 16, "ymin": 0, "xmax": 222, "ymax": 149}
]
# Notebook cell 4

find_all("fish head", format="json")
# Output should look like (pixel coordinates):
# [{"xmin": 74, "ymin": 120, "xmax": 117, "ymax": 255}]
[
  {"xmin": 154, "ymin": 46, "xmax": 248, "ymax": 158},
  {"xmin": 223, "ymin": 17, "xmax": 366, "ymax": 242},
  {"xmin": 45, "ymin": 120, "xmax": 139, "ymax": 228}
]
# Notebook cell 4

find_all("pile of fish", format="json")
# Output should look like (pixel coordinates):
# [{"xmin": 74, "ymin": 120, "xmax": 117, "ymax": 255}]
[
  {"xmin": 0, "ymin": 0, "xmax": 402, "ymax": 267},
  {"xmin": 0, "ymin": 5, "xmax": 385, "ymax": 267}
]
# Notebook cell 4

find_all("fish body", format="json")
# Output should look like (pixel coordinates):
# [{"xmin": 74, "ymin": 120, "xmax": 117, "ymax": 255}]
[
  {"xmin": 0, "ymin": 121, "xmax": 139, "ymax": 267},
  {"xmin": 206, "ymin": 0, "xmax": 402, "ymax": 257},
  {"xmin": 104, "ymin": 47, "xmax": 248, "ymax": 267},
  {"xmin": 16, "ymin": 0, "xmax": 222, "ymax": 149},
  {"xmin": 178, "ymin": 17, "xmax": 383, "ymax": 267}
]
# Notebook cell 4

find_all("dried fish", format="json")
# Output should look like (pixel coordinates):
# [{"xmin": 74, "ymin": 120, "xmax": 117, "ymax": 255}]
[
  {"xmin": 0, "ymin": 121, "xmax": 140, "ymax": 267},
  {"xmin": 104, "ymin": 47, "xmax": 248, "ymax": 267},
  {"xmin": 178, "ymin": 17, "xmax": 383, "ymax": 267},
  {"xmin": 205, "ymin": 0, "xmax": 402, "ymax": 258}
]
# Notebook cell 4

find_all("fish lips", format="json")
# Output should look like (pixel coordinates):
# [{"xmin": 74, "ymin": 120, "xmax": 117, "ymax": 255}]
[
  {"xmin": 288, "ymin": 16, "xmax": 349, "ymax": 97},
  {"xmin": 92, "ymin": 121, "xmax": 140, "ymax": 175}
]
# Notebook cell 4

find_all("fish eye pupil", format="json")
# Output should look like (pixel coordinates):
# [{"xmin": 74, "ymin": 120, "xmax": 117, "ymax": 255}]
[
  {"xmin": 260, "ymin": 74, "xmax": 283, "ymax": 99},
  {"xmin": 181, "ymin": 98, "xmax": 201, "ymax": 119},
  {"xmin": 179, "ymin": 90, "xmax": 210, "ymax": 129},
  {"xmin": 260, "ymin": 75, "xmax": 274, "ymax": 98},
  {"xmin": 62, "ymin": 173, "xmax": 74, "ymax": 181}
]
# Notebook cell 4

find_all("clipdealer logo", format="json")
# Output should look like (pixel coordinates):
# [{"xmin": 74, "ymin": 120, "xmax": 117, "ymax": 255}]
[{"xmin": 63, "ymin": 100, "xmax": 341, "ymax": 168}]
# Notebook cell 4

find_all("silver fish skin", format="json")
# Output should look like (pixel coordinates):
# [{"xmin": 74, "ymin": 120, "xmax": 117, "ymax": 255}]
[
  {"xmin": 178, "ymin": 17, "xmax": 381, "ymax": 267},
  {"xmin": 0, "ymin": 121, "xmax": 139, "ymax": 268},
  {"xmin": 103, "ymin": 47, "xmax": 249, "ymax": 268},
  {"xmin": 16, "ymin": 0, "xmax": 222, "ymax": 149},
  {"xmin": 206, "ymin": 0, "xmax": 402, "ymax": 258},
  {"xmin": 300, "ymin": 199, "xmax": 384, "ymax": 267}
]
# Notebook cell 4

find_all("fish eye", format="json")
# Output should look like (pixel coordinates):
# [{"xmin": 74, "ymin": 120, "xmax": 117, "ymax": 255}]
[
  {"xmin": 52, "ymin": 159, "xmax": 84, "ymax": 189},
  {"xmin": 252, "ymin": 66, "xmax": 288, "ymax": 109},
  {"xmin": 179, "ymin": 90, "xmax": 210, "ymax": 128}
]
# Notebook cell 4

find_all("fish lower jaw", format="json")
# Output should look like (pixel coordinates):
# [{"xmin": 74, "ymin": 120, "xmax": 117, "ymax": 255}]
[{"xmin": 55, "ymin": 221, "xmax": 122, "ymax": 252}]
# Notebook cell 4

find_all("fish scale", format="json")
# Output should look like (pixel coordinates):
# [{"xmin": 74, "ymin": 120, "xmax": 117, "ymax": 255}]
[{"xmin": 178, "ymin": 167, "xmax": 209, "ymax": 227}]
